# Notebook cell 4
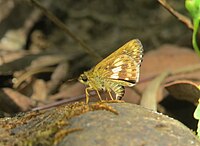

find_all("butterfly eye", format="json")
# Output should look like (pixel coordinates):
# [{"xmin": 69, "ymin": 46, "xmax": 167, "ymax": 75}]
[{"xmin": 81, "ymin": 75, "xmax": 88, "ymax": 82}]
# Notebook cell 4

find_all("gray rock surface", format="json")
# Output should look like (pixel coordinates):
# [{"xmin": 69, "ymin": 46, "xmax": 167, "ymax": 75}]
[{"xmin": 59, "ymin": 103, "xmax": 200, "ymax": 146}]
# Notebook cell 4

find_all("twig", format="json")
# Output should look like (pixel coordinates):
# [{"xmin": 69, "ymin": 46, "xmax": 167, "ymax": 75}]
[
  {"xmin": 140, "ymin": 71, "xmax": 170, "ymax": 111},
  {"xmin": 31, "ymin": 94, "xmax": 86, "ymax": 111},
  {"xmin": 29, "ymin": 0, "xmax": 102, "ymax": 61},
  {"xmin": 132, "ymin": 86, "xmax": 142, "ymax": 97},
  {"xmin": 171, "ymin": 64, "xmax": 200, "ymax": 75},
  {"xmin": 158, "ymin": 0, "xmax": 193, "ymax": 30}
]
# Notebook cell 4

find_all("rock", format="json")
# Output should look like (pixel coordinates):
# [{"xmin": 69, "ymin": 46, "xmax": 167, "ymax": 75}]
[
  {"xmin": 59, "ymin": 103, "xmax": 200, "ymax": 146},
  {"xmin": 0, "ymin": 102, "xmax": 199, "ymax": 146}
]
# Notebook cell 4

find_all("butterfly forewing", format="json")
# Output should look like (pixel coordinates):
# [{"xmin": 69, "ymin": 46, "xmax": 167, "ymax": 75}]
[{"xmin": 93, "ymin": 39, "xmax": 143, "ymax": 85}]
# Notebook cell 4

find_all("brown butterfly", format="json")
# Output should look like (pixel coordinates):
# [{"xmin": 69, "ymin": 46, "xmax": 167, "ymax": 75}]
[{"xmin": 79, "ymin": 39, "xmax": 143, "ymax": 103}]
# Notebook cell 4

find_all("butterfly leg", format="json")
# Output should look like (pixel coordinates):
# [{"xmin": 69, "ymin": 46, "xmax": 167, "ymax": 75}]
[
  {"xmin": 108, "ymin": 91, "xmax": 114, "ymax": 100},
  {"xmin": 95, "ymin": 90, "xmax": 103, "ymax": 101},
  {"xmin": 85, "ymin": 87, "xmax": 92, "ymax": 104}
]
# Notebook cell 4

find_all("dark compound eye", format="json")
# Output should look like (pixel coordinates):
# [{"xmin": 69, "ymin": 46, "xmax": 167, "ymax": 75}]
[{"xmin": 81, "ymin": 75, "xmax": 88, "ymax": 82}]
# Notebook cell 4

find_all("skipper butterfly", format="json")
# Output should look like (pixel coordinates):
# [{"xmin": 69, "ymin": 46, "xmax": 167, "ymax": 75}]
[{"xmin": 79, "ymin": 39, "xmax": 143, "ymax": 103}]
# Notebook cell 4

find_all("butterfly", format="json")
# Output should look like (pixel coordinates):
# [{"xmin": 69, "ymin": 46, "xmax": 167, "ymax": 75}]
[{"xmin": 78, "ymin": 39, "xmax": 143, "ymax": 103}]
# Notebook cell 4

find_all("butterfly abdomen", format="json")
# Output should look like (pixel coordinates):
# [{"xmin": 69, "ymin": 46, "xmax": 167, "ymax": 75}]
[{"xmin": 105, "ymin": 81, "xmax": 125, "ymax": 100}]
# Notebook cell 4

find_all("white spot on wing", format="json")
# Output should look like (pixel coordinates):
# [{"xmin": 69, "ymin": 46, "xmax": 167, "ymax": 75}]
[
  {"xmin": 111, "ymin": 66, "xmax": 122, "ymax": 73},
  {"xmin": 125, "ymin": 77, "xmax": 129, "ymax": 80},
  {"xmin": 110, "ymin": 73, "xmax": 119, "ymax": 79}
]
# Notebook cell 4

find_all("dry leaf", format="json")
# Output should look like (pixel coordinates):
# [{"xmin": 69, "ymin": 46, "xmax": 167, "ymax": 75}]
[
  {"xmin": 165, "ymin": 80, "xmax": 200, "ymax": 103},
  {"xmin": 29, "ymin": 55, "xmax": 67, "ymax": 69},
  {"xmin": 0, "ymin": 88, "xmax": 33, "ymax": 113},
  {"xmin": 49, "ymin": 82, "xmax": 85, "ymax": 101},
  {"xmin": 140, "ymin": 45, "xmax": 200, "ymax": 81},
  {"xmin": 135, "ymin": 45, "xmax": 200, "ymax": 104},
  {"xmin": 31, "ymin": 79, "xmax": 48, "ymax": 101},
  {"xmin": 47, "ymin": 62, "xmax": 69, "ymax": 94}
]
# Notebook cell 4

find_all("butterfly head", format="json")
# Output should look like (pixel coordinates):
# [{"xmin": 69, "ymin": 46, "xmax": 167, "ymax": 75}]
[{"xmin": 78, "ymin": 73, "xmax": 89, "ymax": 85}]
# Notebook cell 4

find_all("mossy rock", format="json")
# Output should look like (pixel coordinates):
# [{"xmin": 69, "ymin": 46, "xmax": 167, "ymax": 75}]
[{"xmin": 0, "ymin": 102, "xmax": 199, "ymax": 146}]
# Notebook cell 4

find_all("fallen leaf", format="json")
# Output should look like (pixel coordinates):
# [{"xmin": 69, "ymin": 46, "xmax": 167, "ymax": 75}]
[
  {"xmin": 135, "ymin": 45, "xmax": 200, "ymax": 104},
  {"xmin": 165, "ymin": 80, "xmax": 200, "ymax": 103},
  {"xmin": 28, "ymin": 54, "xmax": 67, "ymax": 69},
  {"xmin": 47, "ymin": 62, "xmax": 69, "ymax": 95},
  {"xmin": 49, "ymin": 82, "xmax": 85, "ymax": 101},
  {"xmin": 0, "ymin": 88, "xmax": 33, "ymax": 113},
  {"xmin": 31, "ymin": 79, "xmax": 48, "ymax": 102},
  {"xmin": 140, "ymin": 45, "xmax": 200, "ymax": 81}
]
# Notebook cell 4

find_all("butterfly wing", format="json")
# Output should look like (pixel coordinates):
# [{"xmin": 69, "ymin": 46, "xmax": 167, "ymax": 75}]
[{"xmin": 94, "ymin": 39, "xmax": 143, "ymax": 86}]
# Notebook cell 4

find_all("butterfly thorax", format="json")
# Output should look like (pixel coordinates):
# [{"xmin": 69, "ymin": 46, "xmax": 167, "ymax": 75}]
[
  {"xmin": 79, "ymin": 69, "xmax": 106, "ymax": 90},
  {"xmin": 79, "ymin": 69, "xmax": 126, "ymax": 99}
]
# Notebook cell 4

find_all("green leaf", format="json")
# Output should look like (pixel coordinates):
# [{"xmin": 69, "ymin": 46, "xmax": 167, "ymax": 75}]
[
  {"xmin": 185, "ymin": 0, "xmax": 200, "ymax": 56},
  {"xmin": 194, "ymin": 85, "xmax": 200, "ymax": 138},
  {"xmin": 185, "ymin": 0, "xmax": 200, "ymax": 19},
  {"xmin": 194, "ymin": 100, "xmax": 200, "ymax": 138}
]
